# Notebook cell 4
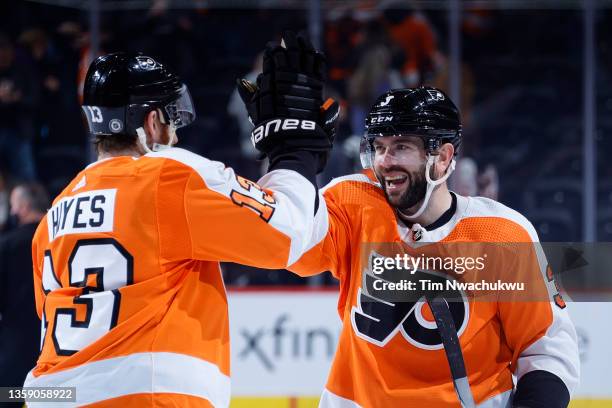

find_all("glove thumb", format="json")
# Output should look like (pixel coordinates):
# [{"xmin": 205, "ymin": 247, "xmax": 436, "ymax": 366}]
[{"xmin": 321, "ymin": 97, "xmax": 340, "ymax": 142}]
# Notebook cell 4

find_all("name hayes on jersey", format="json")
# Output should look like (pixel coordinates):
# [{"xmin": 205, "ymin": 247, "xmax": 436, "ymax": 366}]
[{"xmin": 47, "ymin": 189, "xmax": 116, "ymax": 242}]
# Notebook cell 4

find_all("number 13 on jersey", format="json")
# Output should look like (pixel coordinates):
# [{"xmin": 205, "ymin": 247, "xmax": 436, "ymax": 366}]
[
  {"xmin": 230, "ymin": 175, "xmax": 277, "ymax": 222},
  {"xmin": 41, "ymin": 238, "xmax": 133, "ymax": 356}
]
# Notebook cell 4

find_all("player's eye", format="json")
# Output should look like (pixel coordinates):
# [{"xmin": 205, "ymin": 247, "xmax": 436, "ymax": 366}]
[{"xmin": 373, "ymin": 145, "xmax": 385, "ymax": 153}]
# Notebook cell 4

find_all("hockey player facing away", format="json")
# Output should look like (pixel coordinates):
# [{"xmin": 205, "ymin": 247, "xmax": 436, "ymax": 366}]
[
  {"xmin": 25, "ymin": 36, "xmax": 338, "ymax": 407},
  {"xmin": 287, "ymin": 88, "xmax": 579, "ymax": 407}
]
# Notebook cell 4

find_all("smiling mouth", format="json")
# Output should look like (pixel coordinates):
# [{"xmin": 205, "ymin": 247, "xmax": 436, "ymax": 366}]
[{"xmin": 384, "ymin": 175, "xmax": 408, "ymax": 192}]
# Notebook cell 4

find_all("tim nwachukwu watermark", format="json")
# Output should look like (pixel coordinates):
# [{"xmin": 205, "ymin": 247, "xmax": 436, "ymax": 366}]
[
  {"xmin": 370, "ymin": 253, "xmax": 525, "ymax": 293},
  {"xmin": 360, "ymin": 242, "xmax": 612, "ymax": 302}
]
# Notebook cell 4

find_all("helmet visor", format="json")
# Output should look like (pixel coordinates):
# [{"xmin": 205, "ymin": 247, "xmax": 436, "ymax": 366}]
[
  {"xmin": 163, "ymin": 84, "xmax": 195, "ymax": 129},
  {"xmin": 359, "ymin": 134, "xmax": 375, "ymax": 169},
  {"xmin": 359, "ymin": 133, "xmax": 432, "ymax": 169}
]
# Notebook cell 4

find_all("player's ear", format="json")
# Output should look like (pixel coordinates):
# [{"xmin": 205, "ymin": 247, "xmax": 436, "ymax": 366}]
[
  {"xmin": 143, "ymin": 110, "xmax": 160, "ymax": 143},
  {"xmin": 437, "ymin": 142, "xmax": 455, "ymax": 175}
]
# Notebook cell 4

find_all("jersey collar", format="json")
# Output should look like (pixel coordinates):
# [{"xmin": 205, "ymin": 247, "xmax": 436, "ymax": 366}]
[{"xmin": 396, "ymin": 192, "xmax": 469, "ymax": 246}]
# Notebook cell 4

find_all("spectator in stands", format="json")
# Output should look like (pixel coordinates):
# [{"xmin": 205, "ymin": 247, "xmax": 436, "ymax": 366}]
[
  {"xmin": 0, "ymin": 183, "xmax": 49, "ymax": 397},
  {"xmin": 478, "ymin": 163, "xmax": 499, "ymax": 200},
  {"xmin": 0, "ymin": 34, "xmax": 38, "ymax": 181},
  {"xmin": 453, "ymin": 157, "xmax": 479, "ymax": 196},
  {"xmin": 348, "ymin": 44, "xmax": 403, "ymax": 135},
  {"xmin": 323, "ymin": 9, "xmax": 363, "ymax": 95},
  {"xmin": 452, "ymin": 157, "xmax": 499, "ymax": 200},
  {"xmin": 19, "ymin": 29, "xmax": 61, "ymax": 141},
  {"xmin": 381, "ymin": 2, "xmax": 444, "ymax": 86}
]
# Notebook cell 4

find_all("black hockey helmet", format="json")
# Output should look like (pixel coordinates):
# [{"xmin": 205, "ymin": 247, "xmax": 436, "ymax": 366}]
[
  {"xmin": 82, "ymin": 52, "xmax": 195, "ymax": 137},
  {"xmin": 360, "ymin": 87, "xmax": 461, "ymax": 168}
]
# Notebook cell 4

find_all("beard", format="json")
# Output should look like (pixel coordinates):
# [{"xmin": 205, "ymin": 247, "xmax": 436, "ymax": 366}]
[{"xmin": 377, "ymin": 164, "xmax": 428, "ymax": 211}]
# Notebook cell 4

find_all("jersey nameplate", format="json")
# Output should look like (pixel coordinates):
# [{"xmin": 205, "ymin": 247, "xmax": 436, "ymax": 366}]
[{"xmin": 47, "ymin": 189, "xmax": 116, "ymax": 242}]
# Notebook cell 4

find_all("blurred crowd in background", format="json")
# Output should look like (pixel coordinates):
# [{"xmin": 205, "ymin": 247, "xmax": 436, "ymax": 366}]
[{"xmin": 0, "ymin": 1, "xmax": 611, "ymax": 287}]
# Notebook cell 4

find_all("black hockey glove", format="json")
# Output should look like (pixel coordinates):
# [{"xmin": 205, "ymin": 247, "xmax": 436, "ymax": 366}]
[{"xmin": 237, "ymin": 30, "xmax": 338, "ymax": 173}]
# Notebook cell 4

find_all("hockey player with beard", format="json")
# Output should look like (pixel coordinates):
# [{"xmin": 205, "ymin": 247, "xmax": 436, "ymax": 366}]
[{"xmin": 285, "ymin": 87, "xmax": 579, "ymax": 408}]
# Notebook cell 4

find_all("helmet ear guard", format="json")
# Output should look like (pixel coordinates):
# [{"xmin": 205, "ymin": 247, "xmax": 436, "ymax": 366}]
[
  {"xmin": 81, "ymin": 105, "xmax": 129, "ymax": 136},
  {"xmin": 82, "ymin": 85, "xmax": 195, "ymax": 137}
]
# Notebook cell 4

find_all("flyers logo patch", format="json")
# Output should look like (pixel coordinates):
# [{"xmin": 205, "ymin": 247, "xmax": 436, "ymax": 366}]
[
  {"xmin": 351, "ymin": 253, "xmax": 469, "ymax": 349},
  {"xmin": 426, "ymin": 89, "xmax": 445, "ymax": 101},
  {"xmin": 136, "ymin": 56, "xmax": 158, "ymax": 70}
]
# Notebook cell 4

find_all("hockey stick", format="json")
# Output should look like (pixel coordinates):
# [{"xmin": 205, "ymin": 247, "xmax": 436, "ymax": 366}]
[{"xmin": 426, "ymin": 294, "xmax": 476, "ymax": 408}]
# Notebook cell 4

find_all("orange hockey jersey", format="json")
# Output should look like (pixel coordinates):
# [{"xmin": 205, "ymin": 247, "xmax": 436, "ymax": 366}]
[
  {"xmin": 290, "ymin": 172, "xmax": 580, "ymax": 408},
  {"xmin": 25, "ymin": 148, "xmax": 318, "ymax": 407}
]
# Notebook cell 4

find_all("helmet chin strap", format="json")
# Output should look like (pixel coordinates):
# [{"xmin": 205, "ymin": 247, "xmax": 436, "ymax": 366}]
[
  {"xmin": 151, "ymin": 128, "xmax": 175, "ymax": 152},
  {"xmin": 135, "ymin": 112, "xmax": 175, "ymax": 153},
  {"xmin": 136, "ymin": 127, "xmax": 153, "ymax": 154},
  {"xmin": 398, "ymin": 155, "xmax": 456, "ymax": 220}
]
